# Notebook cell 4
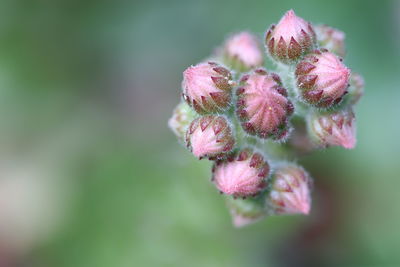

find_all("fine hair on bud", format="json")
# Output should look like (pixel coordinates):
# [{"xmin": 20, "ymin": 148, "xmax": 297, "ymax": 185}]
[
  {"xmin": 267, "ymin": 163, "xmax": 313, "ymax": 215},
  {"xmin": 295, "ymin": 49, "xmax": 351, "ymax": 108},
  {"xmin": 265, "ymin": 9, "xmax": 316, "ymax": 64},
  {"xmin": 307, "ymin": 107, "xmax": 356, "ymax": 149},
  {"xmin": 186, "ymin": 115, "xmax": 235, "ymax": 160},
  {"xmin": 236, "ymin": 69, "xmax": 294, "ymax": 140},
  {"xmin": 222, "ymin": 31, "xmax": 264, "ymax": 72},
  {"xmin": 212, "ymin": 148, "xmax": 270, "ymax": 198},
  {"xmin": 169, "ymin": 8, "xmax": 364, "ymax": 227},
  {"xmin": 182, "ymin": 62, "xmax": 233, "ymax": 114},
  {"xmin": 168, "ymin": 101, "xmax": 198, "ymax": 143}
]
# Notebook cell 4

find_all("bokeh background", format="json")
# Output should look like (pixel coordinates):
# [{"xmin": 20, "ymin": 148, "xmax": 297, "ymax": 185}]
[{"xmin": 0, "ymin": 0, "xmax": 399, "ymax": 266}]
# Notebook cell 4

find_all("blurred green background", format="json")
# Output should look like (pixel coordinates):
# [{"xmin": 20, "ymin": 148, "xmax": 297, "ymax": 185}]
[{"xmin": 0, "ymin": 0, "xmax": 399, "ymax": 266}]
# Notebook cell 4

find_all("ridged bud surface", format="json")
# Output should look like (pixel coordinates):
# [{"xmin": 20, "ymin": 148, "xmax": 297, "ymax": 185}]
[
  {"xmin": 315, "ymin": 24, "xmax": 346, "ymax": 58},
  {"xmin": 186, "ymin": 115, "xmax": 235, "ymax": 159},
  {"xmin": 265, "ymin": 10, "xmax": 316, "ymax": 64},
  {"xmin": 295, "ymin": 49, "xmax": 350, "ymax": 108},
  {"xmin": 268, "ymin": 164, "xmax": 312, "ymax": 215},
  {"xmin": 212, "ymin": 148, "xmax": 270, "ymax": 197},
  {"xmin": 223, "ymin": 32, "xmax": 264, "ymax": 72},
  {"xmin": 182, "ymin": 62, "xmax": 233, "ymax": 114},
  {"xmin": 236, "ymin": 69, "xmax": 294, "ymax": 140},
  {"xmin": 168, "ymin": 102, "xmax": 197, "ymax": 143},
  {"xmin": 308, "ymin": 108, "xmax": 356, "ymax": 149}
]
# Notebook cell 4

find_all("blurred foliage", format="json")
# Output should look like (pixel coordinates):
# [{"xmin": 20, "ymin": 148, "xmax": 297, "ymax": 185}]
[{"xmin": 0, "ymin": 0, "xmax": 399, "ymax": 266}]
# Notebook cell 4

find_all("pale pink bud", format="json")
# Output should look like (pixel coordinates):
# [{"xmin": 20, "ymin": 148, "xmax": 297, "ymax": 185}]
[
  {"xmin": 268, "ymin": 164, "xmax": 312, "ymax": 215},
  {"xmin": 186, "ymin": 115, "xmax": 235, "ymax": 159},
  {"xmin": 347, "ymin": 72, "xmax": 364, "ymax": 105},
  {"xmin": 226, "ymin": 195, "xmax": 267, "ymax": 228},
  {"xmin": 168, "ymin": 101, "xmax": 197, "ymax": 143},
  {"xmin": 212, "ymin": 148, "xmax": 270, "ymax": 197},
  {"xmin": 265, "ymin": 9, "xmax": 316, "ymax": 64},
  {"xmin": 315, "ymin": 24, "xmax": 346, "ymax": 58},
  {"xmin": 182, "ymin": 62, "xmax": 233, "ymax": 114},
  {"xmin": 308, "ymin": 108, "xmax": 356, "ymax": 149},
  {"xmin": 223, "ymin": 32, "xmax": 264, "ymax": 72},
  {"xmin": 295, "ymin": 49, "xmax": 351, "ymax": 108},
  {"xmin": 236, "ymin": 69, "xmax": 294, "ymax": 140}
]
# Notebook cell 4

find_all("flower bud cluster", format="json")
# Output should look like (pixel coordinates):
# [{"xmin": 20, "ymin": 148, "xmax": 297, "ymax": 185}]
[{"xmin": 169, "ymin": 9, "xmax": 363, "ymax": 227}]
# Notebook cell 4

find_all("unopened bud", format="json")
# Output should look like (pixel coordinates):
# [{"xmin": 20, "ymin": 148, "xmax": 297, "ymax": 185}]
[
  {"xmin": 315, "ymin": 24, "xmax": 346, "ymax": 58},
  {"xmin": 226, "ymin": 195, "xmax": 267, "ymax": 227},
  {"xmin": 236, "ymin": 69, "xmax": 294, "ymax": 140},
  {"xmin": 265, "ymin": 9, "xmax": 316, "ymax": 64},
  {"xmin": 186, "ymin": 115, "xmax": 235, "ymax": 159},
  {"xmin": 182, "ymin": 62, "xmax": 233, "ymax": 114},
  {"xmin": 212, "ymin": 148, "xmax": 270, "ymax": 197},
  {"xmin": 308, "ymin": 108, "xmax": 356, "ymax": 149},
  {"xmin": 168, "ymin": 101, "xmax": 197, "ymax": 143},
  {"xmin": 267, "ymin": 164, "xmax": 312, "ymax": 215},
  {"xmin": 295, "ymin": 49, "xmax": 350, "ymax": 108},
  {"xmin": 222, "ymin": 31, "xmax": 264, "ymax": 72},
  {"xmin": 346, "ymin": 72, "xmax": 364, "ymax": 105}
]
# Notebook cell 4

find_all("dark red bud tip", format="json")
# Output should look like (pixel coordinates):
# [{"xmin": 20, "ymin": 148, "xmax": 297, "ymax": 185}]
[
  {"xmin": 255, "ymin": 68, "xmax": 267, "ymax": 75},
  {"xmin": 210, "ymin": 92, "xmax": 230, "ymax": 107},
  {"xmin": 249, "ymin": 153, "xmax": 263, "ymax": 168},
  {"xmin": 242, "ymin": 122, "xmax": 255, "ymax": 134},
  {"xmin": 237, "ymin": 109, "xmax": 247, "ymax": 119},
  {"xmin": 297, "ymin": 75, "xmax": 318, "ymax": 89},
  {"xmin": 236, "ymin": 99, "xmax": 245, "ymax": 107},
  {"xmin": 258, "ymin": 165, "xmax": 270, "ymax": 178},
  {"xmin": 212, "ymin": 118, "xmax": 226, "ymax": 135},
  {"xmin": 277, "ymin": 37, "xmax": 287, "ymax": 59},
  {"xmin": 213, "ymin": 67, "xmax": 230, "ymax": 78},
  {"xmin": 192, "ymin": 99, "xmax": 205, "ymax": 114},
  {"xmin": 303, "ymin": 89, "xmax": 324, "ymax": 103},
  {"xmin": 268, "ymin": 38, "xmax": 275, "ymax": 55},
  {"xmin": 211, "ymin": 76, "xmax": 230, "ymax": 90},
  {"xmin": 238, "ymin": 151, "xmax": 249, "ymax": 161},
  {"xmin": 201, "ymin": 96, "xmax": 213, "ymax": 112},
  {"xmin": 295, "ymin": 62, "xmax": 316, "ymax": 76},
  {"xmin": 236, "ymin": 87, "xmax": 245, "ymax": 96},
  {"xmin": 317, "ymin": 97, "xmax": 334, "ymax": 108},
  {"xmin": 199, "ymin": 116, "xmax": 212, "ymax": 131},
  {"xmin": 240, "ymin": 74, "xmax": 250, "ymax": 83},
  {"xmin": 286, "ymin": 101, "xmax": 294, "ymax": 115},
  {"xmin": 333, "ymin": 97, "xmax": 343, "ymax": 105},
  {"xmin": 288, "ymin": 37, "xmax": 301, "ymax": 59},
  {"xmin": 265, "ymin": 30, "xmax": 272, "ymax": 42},
  {"xmin": 271, "ymin": 73, "xmax": 282, "ymax": 84},
  {"xmin": 276, "ymin": 86, "xmax": 288, "ymax": 96}
]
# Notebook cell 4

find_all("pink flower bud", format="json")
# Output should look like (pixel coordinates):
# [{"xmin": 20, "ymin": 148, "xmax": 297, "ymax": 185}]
[
  {"xmin": 265, "ymin": 9, "xmax": 316, "ymax": 64},
  {"xmin": 268, "ymin": 164, "xmax": 312, "ymax": 215},
  {"xmin": 236, "ymin": 69, "xmax": 294, "ymax": 140},
  {"xmin": 212, "ymin": 148, "xmax": 270, "ymax": 197},
  {"xmin": 182, "ymin": 62, "xmax": 233, "ymax": 114},
  {"xmin": 226, "ymin": 195, "xmax": 267, "ymax": 227},
  {"xmin": 308, "ymin": 108, "xmax": 356, "ymax": 149},
  {"xmin": 347, "ymin": 72, "xmax": 364, "ymax": 105},
  {"xmin": 223, "ymin": 31, "xmax": 264, "ymax": 72},
  {"xmin": 315, "ymin": 24, "xmax": 346, "ymax": 58},
  {"xmin": 186, "ymin": 115, "xmax": 235, "ymax": 159},
  {"xmin": 295, "ymin": 49, "xmax": 351, "ymax": 108},
  {"xmin": 168, "ymin": 101, "xmax": 197, "ymax": 143}
]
